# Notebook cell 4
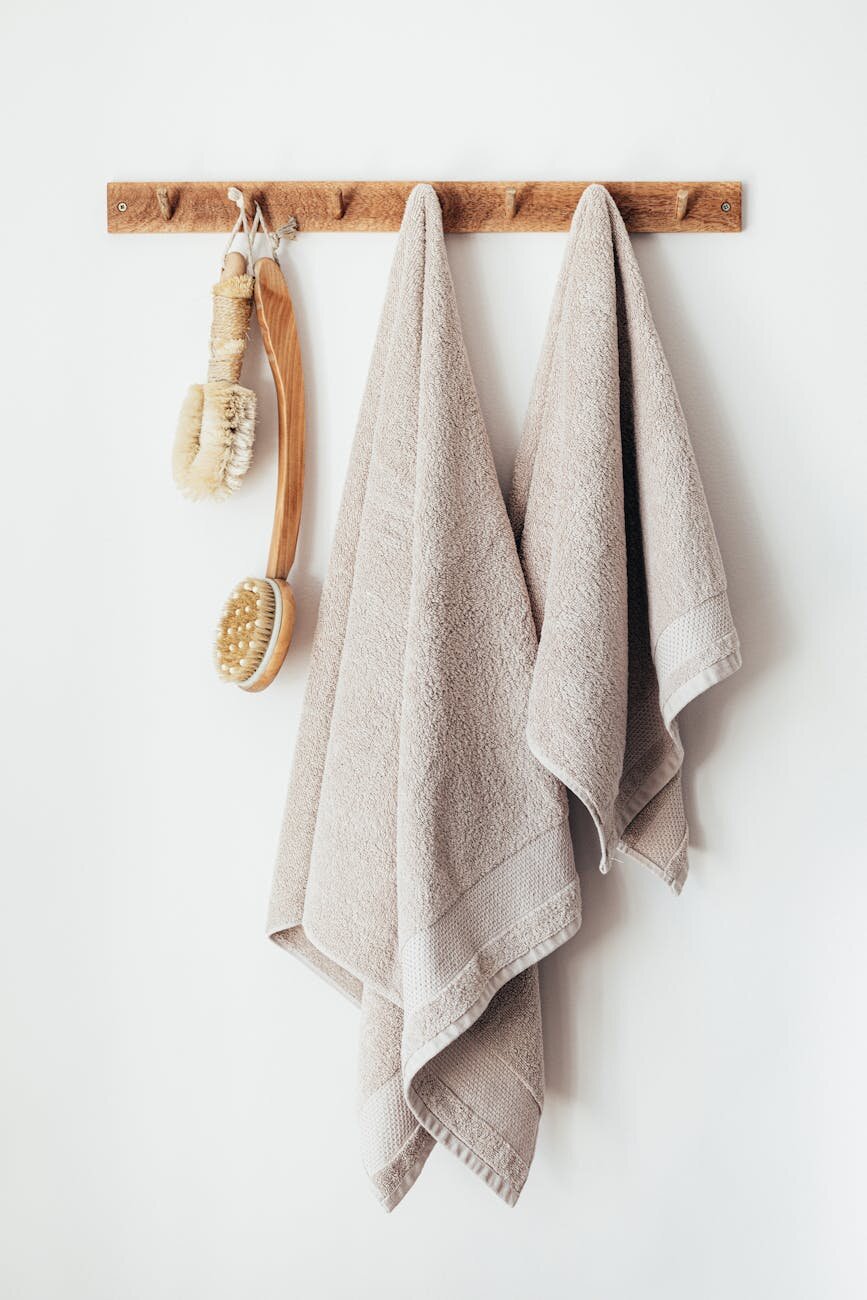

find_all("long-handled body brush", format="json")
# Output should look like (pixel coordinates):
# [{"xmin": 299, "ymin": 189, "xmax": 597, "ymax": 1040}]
[{"xmin": 214, "ymin": 255, "xmax": 305, "ymax": 691}]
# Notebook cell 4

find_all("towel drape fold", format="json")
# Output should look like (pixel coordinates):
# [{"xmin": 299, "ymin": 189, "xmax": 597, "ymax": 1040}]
[
  {"xmin": 268, "ymin": 184, "xmax": 581, "ymax": 1210},
  {"xmin": 509, "ymin": 183, "xmax": 741, "ymax": 894}
]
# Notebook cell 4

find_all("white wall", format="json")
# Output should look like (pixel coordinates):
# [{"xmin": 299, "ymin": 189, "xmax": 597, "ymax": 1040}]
[{"xmin": 2, "ymin": 2, "xmax": 865, "ymax": 1297}]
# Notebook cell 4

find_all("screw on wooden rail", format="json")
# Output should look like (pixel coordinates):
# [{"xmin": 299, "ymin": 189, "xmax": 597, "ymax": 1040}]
[
  {"xmin": 721, "ymin": 201, "xmax": 731, "ymax": 212},
  {"xmin": 117, "ymin": 201, "xmax": 127, "ymax": 212}
]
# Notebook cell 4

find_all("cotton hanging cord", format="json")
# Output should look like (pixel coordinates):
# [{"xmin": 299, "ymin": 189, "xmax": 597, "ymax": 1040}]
[
  {"xmin": 223, "ymin": 186, "xmax": 257, "ymax": 267},
  {"xmin": 275, "ymin": 216, "xmax": 299, "ymax": 244},
  {"xmin": 250, "ymin": 202, "xmax": 299, "ymax": 259}
]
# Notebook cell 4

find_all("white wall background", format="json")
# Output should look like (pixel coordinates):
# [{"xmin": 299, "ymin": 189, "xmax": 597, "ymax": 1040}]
[{"xmin": 2, "ymin": 2, "xmax": 865, "ymax": 1297}]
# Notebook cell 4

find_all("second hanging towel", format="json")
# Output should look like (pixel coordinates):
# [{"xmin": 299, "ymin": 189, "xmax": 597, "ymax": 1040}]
[{"xmin": 510, "ymin": 183, "xmax": 741, "ymax": 893}]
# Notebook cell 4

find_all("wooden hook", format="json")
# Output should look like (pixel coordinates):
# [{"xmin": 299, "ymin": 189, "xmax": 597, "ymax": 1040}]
[
  {"xmin": 108, "ymin": 180, "xmax": 744, "ymax": 236},
  {"xmin": 227, "ymin": 185, "xmax": 255, "ymax": 224},
  {"xmin": 504, "ymin": 186, "xmax": 517, "ymax": 220},
  {"xmin": 675, "ymin": 188, "xmax": 689, "ymax": 221},
  {"xmin": 332, "ymin": 187, "xmax": 345, "ymax": 220},
  {"xmin": 155, "ymin": 185, "xmax": 173, "ymax": 221}
]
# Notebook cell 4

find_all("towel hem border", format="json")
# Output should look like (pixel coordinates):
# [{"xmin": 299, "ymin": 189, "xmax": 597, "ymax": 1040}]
[{"xmin": 399, "ymin": 905, "xmax": 582, "ymax": 1210}]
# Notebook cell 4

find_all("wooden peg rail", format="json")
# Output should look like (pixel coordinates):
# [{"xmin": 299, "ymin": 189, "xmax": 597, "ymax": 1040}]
[{"xmin": 107, "ymin": 180, "xmax": 742, "ymax": 234}]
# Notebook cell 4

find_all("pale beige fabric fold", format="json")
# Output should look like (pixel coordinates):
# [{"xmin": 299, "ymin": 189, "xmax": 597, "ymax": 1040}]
[
  {"xmin": 510, "ymin": 184, "xmax": 741, "ymax": 895},
  {"xmin": 268, "ymin": 184, "xmax": 581, "ymax": 1210}
]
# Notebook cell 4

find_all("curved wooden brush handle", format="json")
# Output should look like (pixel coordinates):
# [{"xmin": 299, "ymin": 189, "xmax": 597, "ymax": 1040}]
[{"xmin": 254, "ymin": 257, "xmax": 305, "ymax": 580}]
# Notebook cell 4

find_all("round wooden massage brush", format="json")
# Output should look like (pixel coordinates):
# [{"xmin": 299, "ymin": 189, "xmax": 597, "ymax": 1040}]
[{"xmin": 214, "ymin": 256, "xmax": 305, "ymax": 691}]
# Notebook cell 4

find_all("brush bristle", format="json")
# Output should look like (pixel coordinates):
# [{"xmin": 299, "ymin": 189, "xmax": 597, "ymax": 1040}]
[
  {"xmin": 173, "ymin": 382, "xmax": 256, "ymax": 501},
  {"xmin": 214, "ymin": 578, "xmax": 277, "ymax": 685}
]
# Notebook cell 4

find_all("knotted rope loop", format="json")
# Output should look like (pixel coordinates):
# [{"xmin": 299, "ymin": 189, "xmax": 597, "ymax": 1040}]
[
  {"xmin": 250, "ymin": 203, "xmax": 299, "ymax": 261},
  {"xmin": 222, "ymin": 187, "xmax": 257, "ymax": 269}
]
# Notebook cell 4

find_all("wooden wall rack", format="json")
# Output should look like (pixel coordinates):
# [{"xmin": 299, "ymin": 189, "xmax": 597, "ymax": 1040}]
[{"xmin": 107, "ymin": 181, "xmax": 742, "ymax": 234}]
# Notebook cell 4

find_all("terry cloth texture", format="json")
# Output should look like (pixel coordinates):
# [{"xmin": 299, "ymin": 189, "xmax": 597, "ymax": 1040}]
[
  {"xmin": 509, "ymin": 183, "xmax": 741, "ymax": 896},
  {"xmin": 268, "ymin": 184, "xmax": 582, "ymax": 1210}
]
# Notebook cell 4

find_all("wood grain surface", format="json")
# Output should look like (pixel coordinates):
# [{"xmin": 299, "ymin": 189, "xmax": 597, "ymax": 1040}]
[
  {"xmin": 254, "ymin": 257, "xmax": 305, "ymax": 582},
  {"xmin": 107, "ymin": 180, "xmax": 742, "ymax": 233}
]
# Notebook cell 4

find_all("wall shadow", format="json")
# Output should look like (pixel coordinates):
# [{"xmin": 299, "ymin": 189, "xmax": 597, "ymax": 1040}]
[{"xmin": 540, "ymin": 233, "xmax": 789, "ymax": 1100}]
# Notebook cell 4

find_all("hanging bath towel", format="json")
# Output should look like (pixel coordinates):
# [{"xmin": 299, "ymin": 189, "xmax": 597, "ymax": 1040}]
[
  {"xmin": 268, "ymin": 184, "xmax": 582, "ymax": 1209},
  {"xmin": 510, "ymin": 184, "xmax": 741, "ymax": 894}
]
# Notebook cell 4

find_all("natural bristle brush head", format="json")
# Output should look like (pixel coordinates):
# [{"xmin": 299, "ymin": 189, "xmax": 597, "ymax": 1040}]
[
  {"xmin": 214, "ymin": 577, "xmax": 296, "ymax": 692},
  {"xmin": 174, "ymin": 380, "xmax": 256, "ymax": 501}
]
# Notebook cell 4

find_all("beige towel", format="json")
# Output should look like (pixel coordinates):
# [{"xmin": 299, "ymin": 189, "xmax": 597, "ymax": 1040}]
[
  {"xmin": 510, "ymin": 184, "xmax": 741, "ymax": 894},
  {"xmin": 268, "ymin": 185, "xmax": 582, "ymax": 1209}
]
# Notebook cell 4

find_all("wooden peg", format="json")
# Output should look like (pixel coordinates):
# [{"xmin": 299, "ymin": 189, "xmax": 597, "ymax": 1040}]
[
  {"xmin": 155, "ymin": 185, "xmax": 173, "ymax": 221},
  {"xmin": 227, "ymin": 185, "xmax": 255, "ymax": 223},
  {"xmin": 675, "ymin": 188, "xmax": 689, "ymax": 221},
  {"xmin": 108, "ymin": 181, "xmax": 744, "ymax": 235}
]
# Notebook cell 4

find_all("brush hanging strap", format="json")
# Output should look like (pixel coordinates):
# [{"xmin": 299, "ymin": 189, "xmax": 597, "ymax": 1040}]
[
  {"xmin": 208, "ymin": 189, "xmax": 256, "ymax": 383},
  {"xmin": 221, "ymin": 186, "xmax": 257, "ymax": 268},
  {"xmin": 249, "ymin": 201, "xmax": 299, "ymax": 261}
]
